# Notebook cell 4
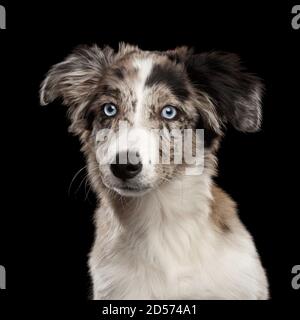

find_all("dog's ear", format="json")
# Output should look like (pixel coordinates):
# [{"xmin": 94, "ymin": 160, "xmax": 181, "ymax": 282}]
[
  {"xmin": 185, "ymin": 52, "xmax": 263, "ymax": 132},
  {"xmin": 40, "ymin": 45, "xmax": 115, "ymax": 108}
]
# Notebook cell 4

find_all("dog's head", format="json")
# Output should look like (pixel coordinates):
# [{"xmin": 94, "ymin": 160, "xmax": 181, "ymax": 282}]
[{"xmin": 40, "ymin": 43, "xmax": 263, "ymax": 197}]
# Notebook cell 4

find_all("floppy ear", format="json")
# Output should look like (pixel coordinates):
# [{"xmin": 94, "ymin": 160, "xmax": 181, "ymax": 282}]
[
  {"xmin": 40, "ymin": 44, "xmax": 115, "ymax": 108},
  {"xmin": 185, "ymin": 52, "xmax": 263, "ymax": 132}
]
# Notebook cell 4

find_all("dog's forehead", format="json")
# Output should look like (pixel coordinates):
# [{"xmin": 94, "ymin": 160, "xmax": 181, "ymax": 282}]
[{"xmin": 106, "ymin": 52, "xmax": 190, "ymax": 104}]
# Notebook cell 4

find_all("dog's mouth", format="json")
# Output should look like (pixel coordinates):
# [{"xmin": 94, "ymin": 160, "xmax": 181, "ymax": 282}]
[
  {"xmin": 113, "ymin": 184, "xmax": 151, "ymax": 197},
  {"xmin": 120, "ymin": 185, "xmax": 148, "ymax": 191}
]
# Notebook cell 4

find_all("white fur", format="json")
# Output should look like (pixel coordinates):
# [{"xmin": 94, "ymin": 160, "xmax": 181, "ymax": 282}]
[
  {"xmin": 132, "ymin": 58, "xmax": 153, "ymax": 127},
  {"xmin": 89, "ymin": 172, "xmax": 269, "ymax": 300}
]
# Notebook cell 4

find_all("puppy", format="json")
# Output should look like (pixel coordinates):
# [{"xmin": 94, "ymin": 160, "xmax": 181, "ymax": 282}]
[{"xmin": 40, "ymin": 43, "xmax": 269, "ymax": 299}]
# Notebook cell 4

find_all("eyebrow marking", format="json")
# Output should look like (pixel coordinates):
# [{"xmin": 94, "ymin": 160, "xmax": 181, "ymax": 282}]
[{"xmin": 145, "ymin": 64, "xmax": 190, "ymax": 102}]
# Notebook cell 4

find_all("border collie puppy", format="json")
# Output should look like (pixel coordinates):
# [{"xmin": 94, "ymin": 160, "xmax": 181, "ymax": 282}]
[{"xmin": 40, "ymin": 43, "xmax": 269, "ymax": 299}]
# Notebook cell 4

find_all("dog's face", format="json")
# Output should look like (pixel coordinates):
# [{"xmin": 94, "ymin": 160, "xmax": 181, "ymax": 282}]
[{"xmin": 40, "ymin": 44, "xmax": 263, "ymax": 197}]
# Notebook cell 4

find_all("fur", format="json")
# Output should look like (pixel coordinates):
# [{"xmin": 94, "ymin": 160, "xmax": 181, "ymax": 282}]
[{"xmin": 40, "ymin": 43, "xmax": 269, "ymax": 299}]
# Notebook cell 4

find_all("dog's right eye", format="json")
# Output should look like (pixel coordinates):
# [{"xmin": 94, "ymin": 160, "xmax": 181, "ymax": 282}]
[{"xmin": 102, "ymin": 103, "xmax": 118, "ymax": 117}]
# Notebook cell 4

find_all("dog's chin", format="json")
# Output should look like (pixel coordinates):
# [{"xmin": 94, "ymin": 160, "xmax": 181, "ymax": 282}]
[{"xmin": 112, "ymin": 185, "xmax": 152, "ymax": 197}]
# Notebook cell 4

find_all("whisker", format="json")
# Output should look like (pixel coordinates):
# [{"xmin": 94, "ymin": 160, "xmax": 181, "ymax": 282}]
[{"xmin": 68, "ymin": 166, "xmax": 87, "ymax": 196}]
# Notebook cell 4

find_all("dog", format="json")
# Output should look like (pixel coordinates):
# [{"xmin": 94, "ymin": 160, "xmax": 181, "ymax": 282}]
[{"xmin": 40, "ymin": 43, "xmax": 269, "ymax": 299}]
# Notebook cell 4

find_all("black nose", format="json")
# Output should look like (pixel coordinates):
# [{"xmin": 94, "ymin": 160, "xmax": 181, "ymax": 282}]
[{"xmin": 110, "ymin": 152, "xmax": 143, "ymax": 180}]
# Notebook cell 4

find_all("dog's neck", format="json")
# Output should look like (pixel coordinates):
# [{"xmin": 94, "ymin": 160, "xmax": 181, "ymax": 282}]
[
  {"xmin": 99, "ymin": 171, "xmax": 215, "ymax": 266},
  {"xmin": 106, "ymin": 171, "xmax": 214, "ymax": 235}
]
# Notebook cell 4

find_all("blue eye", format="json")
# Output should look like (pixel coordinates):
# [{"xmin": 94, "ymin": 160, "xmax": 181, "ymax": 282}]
[
  {"xmin": 161, "ymin": 105, "xmax": 177, "ymax": 120},
  {"xmin": 103, "ymin": 103, "xmax": 118, "ymax": 117}
]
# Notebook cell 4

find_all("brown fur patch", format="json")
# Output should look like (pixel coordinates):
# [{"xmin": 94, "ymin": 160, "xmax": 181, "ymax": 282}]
[{"xmin": 210, "ymin": 184, "xmax": 237, "ymax": 232}]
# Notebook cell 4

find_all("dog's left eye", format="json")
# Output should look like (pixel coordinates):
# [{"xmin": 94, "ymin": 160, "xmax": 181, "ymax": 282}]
[
  {"xmin": 161, "ymin": 105, "xmax": 178, "ymax": 120},
  {"xmin": 103, "ymin": 103, "xmax": 118, "ymax": 117}
]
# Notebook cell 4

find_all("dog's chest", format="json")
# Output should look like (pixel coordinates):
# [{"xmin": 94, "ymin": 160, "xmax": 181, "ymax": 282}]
[
  {"xmin": 117, "ymin": 229, "xmax": 220, "ymax": 299},
  {"xmin": 90, "ymin": 176, "xmax": 265, "ymax": 299},
  {"xmin": 91, "ymin": 214, "xmax": 255, "ymax": 300}
]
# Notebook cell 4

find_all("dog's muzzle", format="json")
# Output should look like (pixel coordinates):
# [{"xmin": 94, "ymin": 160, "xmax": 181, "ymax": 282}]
[{"xmin": 110, "ymin": 151, "xmax": 143, "ymax": 181}]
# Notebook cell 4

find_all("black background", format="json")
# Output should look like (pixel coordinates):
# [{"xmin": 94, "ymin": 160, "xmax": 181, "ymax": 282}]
[{"xmin": 0, "ymin": 1, "xmax": 299, "ymax": 316}]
